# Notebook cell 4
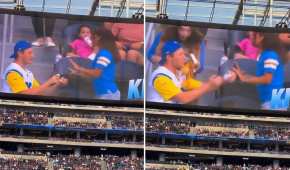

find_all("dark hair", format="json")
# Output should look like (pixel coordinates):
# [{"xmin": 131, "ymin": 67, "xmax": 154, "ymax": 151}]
[
  {"xmin": 78, "ymin": 25, "xmax": 92, "ymax": 36},
  {"xmin": 93, "ymin": 28, "xmax": 119, "ymax": 60},
  {"xmin": 161, "ymin": 25, "xmax": 207, "ymax": 53},
  {"xmin": 258, "ymin": 32, "xmax": 287, "ymax": 63}
]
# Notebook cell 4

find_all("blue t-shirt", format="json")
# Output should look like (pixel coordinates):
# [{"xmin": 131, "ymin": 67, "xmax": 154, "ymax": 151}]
[
  {"xmin": 91, "ymin": 49, "xmax": 118, "ymax": 96},
  {"xmin": 256, "ymin": 50, "xmax": 284, "ymax": 103}
]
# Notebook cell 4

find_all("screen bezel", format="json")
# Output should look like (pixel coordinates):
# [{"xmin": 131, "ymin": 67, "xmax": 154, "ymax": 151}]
[
  {"xmin": 146, "ymin": 17, "xmax": 290, "ymax": 117},
  {"xmin": 0, "ymin": 8, "xmax": 143, "ymax": 107}
]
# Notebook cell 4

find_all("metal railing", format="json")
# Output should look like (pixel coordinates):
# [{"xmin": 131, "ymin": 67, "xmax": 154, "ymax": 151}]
[
  {"xmin": 145, "ymin": 0, "xmax": 290, "ymax": 27},
  {"xmin": 0, "ymin": 0, "xmax": 144, "ymax": 18}
]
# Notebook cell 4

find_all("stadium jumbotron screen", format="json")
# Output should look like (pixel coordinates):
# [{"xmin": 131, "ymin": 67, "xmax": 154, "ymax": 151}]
[
  {"xmin": 146, "ymin": 18, "xmax": 290, "ymax": 111},
  {"xmin": 0, "ymin": 9, "xmax": 144, "ymax": 103}
]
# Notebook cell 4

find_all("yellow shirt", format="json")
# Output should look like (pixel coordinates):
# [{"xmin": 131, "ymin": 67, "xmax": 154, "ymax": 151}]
[
  {"xmin": 153, "ymin": 75, "xmax": 181, "ymax": 101},
  {"xmin": 6, "ymin": 71, "xmax": 40, "ymax": 93}
]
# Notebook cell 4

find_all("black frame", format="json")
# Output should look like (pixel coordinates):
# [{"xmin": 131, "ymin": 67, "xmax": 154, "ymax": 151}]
[
  {"xmin": 145, "ymin": 17, "xmax": 290, "ymax": 117},
  {"xmin": 0, "ymin": 8, "xmax": 143, "ymax": 108}
]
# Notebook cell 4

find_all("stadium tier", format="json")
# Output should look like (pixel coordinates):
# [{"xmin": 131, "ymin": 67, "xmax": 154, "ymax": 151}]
[
  {"xmin": 0, "ymin": 151, "xmax": 143, "ymax": 170},
  {"xmin": 146, "ymin": 108, "xmax": 290, "ymax": 169},
  {"xmin": 0, "ymin": 99, "xmax": 143, "ymax": 170}
]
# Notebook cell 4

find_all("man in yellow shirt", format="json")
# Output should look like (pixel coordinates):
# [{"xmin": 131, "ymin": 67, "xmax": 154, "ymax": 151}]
[
  {"xmin": 148, "ymin": 40, "xmax": 223, "ymax": 104},
  {"xmin": 2, "ymin": 40, "xmax": 67, "ymax": 95}
]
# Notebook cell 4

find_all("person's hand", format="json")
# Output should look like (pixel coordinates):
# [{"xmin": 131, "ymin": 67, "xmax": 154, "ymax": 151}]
[
  {"xmin": 207, "ymin": 75, "xmax": 224, "ymax": 91},
  {"xmin": 116, "ymin": 41, "xmax": 126, "ymax": 50},
  {"xmin": 58, "ymin": 77, "xmax": 68, "ymax": 86},
  {"xmin": 223, "ymin": 70, "xmax": 237, "ymax": 83},
  {"xmin": 232, "ymin": 64, "xmax": 249, "ymax": 83},
  {"xmin": 46, "ymin": 74, "xmax": 62, "ymax": 86},
  {"xmin": 66, "ymin": 52, "xmax": 78, "ymax": 58},
  {"xmin": 234, "ymin": 53, "xmax": 247, "ymax": 60},
  {"xmin": 69, "ymin": 59, "xmax": 82, "ymax": 76},
  {"xmin": 130, "ymin": 42, "xmax": 144, "ymax": 50}
]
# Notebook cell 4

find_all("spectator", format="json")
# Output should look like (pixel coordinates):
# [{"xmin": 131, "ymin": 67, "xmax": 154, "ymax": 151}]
[
  {"xmin": 112, "ymin": 23, "xmax": 144, "ymax": 65},
  {"xmin": 31, "ymin": 17, "xmax": 56, "ymax": 47}
]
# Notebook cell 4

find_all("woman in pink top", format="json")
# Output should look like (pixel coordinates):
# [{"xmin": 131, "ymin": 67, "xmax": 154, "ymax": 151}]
[
  {"xmin": 67, "ymin": 25, "xmax": 94, "ymax": 59},
  {"xmin": 234, "ymin": 31, "xmax": 260, "ymax": 60}
]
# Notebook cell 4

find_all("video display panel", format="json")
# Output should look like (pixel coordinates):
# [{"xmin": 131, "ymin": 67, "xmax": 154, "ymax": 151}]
[
  {"xmin": 146, "ymin": 19, "xmax": 290, "ymax": 111},
  {"xmin": 0, "ymin": 10, "xmax": 144, "ymax": 102}
]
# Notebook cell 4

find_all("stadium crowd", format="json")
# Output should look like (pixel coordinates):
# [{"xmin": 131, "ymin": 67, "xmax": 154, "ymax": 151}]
[
  {"xmin": 146, "ymin": 118, "xmax": 192, "ymax": 134},
  {"xmin": 0, "ymin": 110, "xmax": 48, "ymax": 125},
  {"xmin": 147, "ymin": 163, "xmax": 290, "ymax": 170},
  {"xmin": 0, "ymin": 110, "xmax": 144, "ymax": 130},
  {"xmin": 0, "ymin": 151, "xmax": 143, "ymax": 170},
  {"xmin": 146, "ymin": 118, "xmax": 290, "ymax": 140}
]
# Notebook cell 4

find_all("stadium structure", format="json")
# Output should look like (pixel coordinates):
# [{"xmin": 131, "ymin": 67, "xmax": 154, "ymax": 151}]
[
  {"xmin": 146, "ymin": 107, "xmax": 290, "ymax": 170},
  {"xmin": 0, "ymin": 98, "xmax": 144, "ymax": 170}
]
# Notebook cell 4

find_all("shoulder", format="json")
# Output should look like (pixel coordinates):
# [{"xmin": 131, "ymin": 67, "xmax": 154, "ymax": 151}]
[
  {"xmin": 261, "ymin": 50, "xmax": 280, "ymax": 61},
  {"xmin": 98, "ymin": 49, "xmax": 113, "ymax": 58},
  {"xmin": 96, "ymin": 49, "xmax": 114, "ymax": 63}
]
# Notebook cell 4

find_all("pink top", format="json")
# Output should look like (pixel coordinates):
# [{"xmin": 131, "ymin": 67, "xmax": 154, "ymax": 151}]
[
  {"xmin": 237, "ymin": 38, "xmax": 259, "ymax": 60},
  {"xmin": 70, "ymin": 38, "xmax": 93, "ymax": 59}
]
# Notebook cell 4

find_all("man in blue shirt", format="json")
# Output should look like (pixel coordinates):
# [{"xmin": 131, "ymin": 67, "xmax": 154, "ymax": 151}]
[
  {"xmin": 233, "ymin": 32, "xmax": 285, "ymax": 110},
  {"xmin": 69, "ymin": 49, "xmax": 120, "ymax": 100}
]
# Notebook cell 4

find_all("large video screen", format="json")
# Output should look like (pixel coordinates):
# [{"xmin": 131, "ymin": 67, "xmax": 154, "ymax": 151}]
[
  {"xmin": 146, "ymin": 20, "xmax": 290, "ymax": 111},
  {"xmin": 0, "ymin": 10, "xmax": 144, "ymax": 102}
]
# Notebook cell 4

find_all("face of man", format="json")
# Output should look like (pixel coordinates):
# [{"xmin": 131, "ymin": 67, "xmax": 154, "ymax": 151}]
[
  {"xmin": 170, "ymin": 48, "xmax": 186, "ymax": 70},
  {"xmin": 178, "ymin": 26, "xmax": 192, "ymax": 42},
  {"xmin": 17, "ymin": 48, "xmax": 34, "ymax": 65}
]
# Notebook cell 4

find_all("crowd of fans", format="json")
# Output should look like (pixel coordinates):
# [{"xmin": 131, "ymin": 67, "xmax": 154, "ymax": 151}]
[
  {"xmin": 0, "ymin": 157, "xmax": 47, "ymax": 170},
  {"xmin": 146, "ymin": 118, "xmax": 192, "ymax": 134},
  {"xmin": 0, "ymin": 152, "xmax": 143, "ymax": 170},
  {"xmin": 190, "ymin": 164, "xmax": 289, "ymax": 170},
  {"xmin": 0, "ymin": 110, "xmax": 49, "ymax": 125},
  {"xmin": 110, "ymin": 116, "xmax": 144, "ymax": 130},
  {"xmin": 146, "ymin": 118, "xmax": 290, "ymax": 140},
  {"xmin": 0, "ymin": 110, "xmax": 144, "ymax": 130},
  {"xmin": 147, "ymin": 163, "xmax": 290, "ymax": 170},
  {"xmin": 53, "ymin": 119, "xmax": 107, "ymax": 129}
]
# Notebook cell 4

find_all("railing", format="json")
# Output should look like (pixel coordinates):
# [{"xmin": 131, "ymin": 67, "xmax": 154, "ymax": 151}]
[
  {"xmin": 145, "ymin": 0, "xmax": 290, "ymax": 27},
  {"xmin": 0, "ymin": 0, "xmax": 144, "ymax": 18}
]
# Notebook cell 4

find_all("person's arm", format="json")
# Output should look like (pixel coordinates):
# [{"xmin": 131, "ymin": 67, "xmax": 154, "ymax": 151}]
[
  {"xmin": 69, "ymin": 57, "xmax": 104, "ymax": 78},
  {"xmin": 66, "ymin": 40, "xmax": 79, "ymax": 57},
  {"xmin": 130, "ymin": 42, "xmax": 144, "ymax": 50},
  {"xmin": 232, "ymin": 58, "xmax": 276, "ymax": 85},
  {"xmin": 172, "ymin": 83, "xmax": 212, "ymax": 104},
  {"xmin": 147, "ymin": 32, "xmax": 163, "ymax": 63},
  {"xmin": 173, "ymin": 75, "xmax": 223, "ymax": 104},
  {"xmin": 153, "ymin": 75, "xmax": 223, "ymax": 104},
  {"xmin": 234, "ymin": 71, "xmax": 273, "ymax": 85},
  {"xmin": 6, "ymin": 72, "xmax": 62, "ymax": 95}
]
